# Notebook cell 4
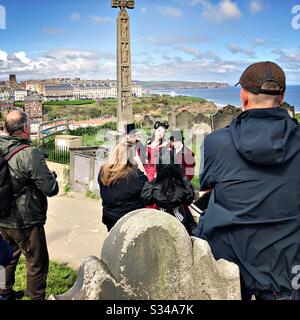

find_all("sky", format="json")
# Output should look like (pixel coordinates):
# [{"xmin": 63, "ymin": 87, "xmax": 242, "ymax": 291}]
[{"xmin": 0, "ymin": 0, "xmax": 299, "ymax": 84}]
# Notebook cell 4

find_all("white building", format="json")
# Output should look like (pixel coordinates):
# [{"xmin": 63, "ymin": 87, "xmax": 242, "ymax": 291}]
[
  {"xmin": 73, "ymin": 84, "xmax": 117, "ymax": 100},
  {"xmin": 14, "ymin": 89, "xmax": 28, "ymax": 101},
  {"xmin": 132, "ymin": 84, "xmax": 143, "ymax": 98}
]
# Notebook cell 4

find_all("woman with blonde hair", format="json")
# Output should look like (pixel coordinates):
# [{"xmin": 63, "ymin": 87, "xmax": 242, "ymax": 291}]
[{"xmin": 98, "ymin": 138, "xmax": 147, "ymax": 231}]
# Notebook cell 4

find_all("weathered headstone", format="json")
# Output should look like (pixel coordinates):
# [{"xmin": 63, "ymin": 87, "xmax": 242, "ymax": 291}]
[
  {"xmin": 51, "ymin": 209, "xmax": 241, "ymax": 300},
  {"xmin": 211, "ymin": 105, "xmax": 242, "ymax": 131},
  {"xmin": 280, "ymin": 102, "xmax": 296, "ymax": 118},
  {"xmin": 112, "ymin": 0, "xmax": 135, "ymax": 132}
]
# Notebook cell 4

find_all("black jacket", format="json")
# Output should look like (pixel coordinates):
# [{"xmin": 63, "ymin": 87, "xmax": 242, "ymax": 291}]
[
  {"xmin": 0, "ymin": 136, "xmax": 59, "ymax": 229},
  {"xmin": 99, "ymin": 167, "xmax": 147, "ymax": 221},
  {"xmin": 197, "ymin": 108, "xmax": 300, "ymax": 292},
  {"xmin": 141, "ymin": 176, "xmax": 194, "ymax": 212}
]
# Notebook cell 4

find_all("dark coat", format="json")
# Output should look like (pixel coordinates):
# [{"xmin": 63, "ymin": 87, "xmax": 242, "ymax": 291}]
[
  {"xmin": 99, "ymin": 167, "xmax": 147, "ymax": 222},
  {"xmin": 141, "ymin": 176, "xmax": 194, "ymax": 212},
  {"xmin": 0, "ymin": 136, "xmax": 59, "ymax": 229},
  {"xmin": 197, "ymin": 108, "xmax": 300, "ymax": 292}
]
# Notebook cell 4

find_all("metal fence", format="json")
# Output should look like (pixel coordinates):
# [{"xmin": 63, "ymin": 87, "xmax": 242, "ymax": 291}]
[{"xmin": 41, "ymin": 146, "xmax": 70, "ymax": 164}]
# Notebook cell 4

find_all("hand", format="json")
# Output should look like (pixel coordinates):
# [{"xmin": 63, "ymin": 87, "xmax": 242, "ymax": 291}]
[{"xmin": 52, "ymin": 171, "xmax": 58, "ymax": 179}]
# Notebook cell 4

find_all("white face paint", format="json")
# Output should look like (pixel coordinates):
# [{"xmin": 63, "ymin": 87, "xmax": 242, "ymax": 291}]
[{"xmin": 155, "ymin": 127, "xmax": 166, "ymax": 140}]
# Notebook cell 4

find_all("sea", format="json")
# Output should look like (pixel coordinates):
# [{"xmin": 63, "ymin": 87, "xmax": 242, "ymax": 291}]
[{"xmin": 154, "ymin": 85, "xmax": 300, "ymax": 112}]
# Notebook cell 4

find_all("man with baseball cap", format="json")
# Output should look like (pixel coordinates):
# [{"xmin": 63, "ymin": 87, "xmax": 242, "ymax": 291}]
[{"xmin": 196, "ymin": 61, "xmax": 300, "ymax": 300}]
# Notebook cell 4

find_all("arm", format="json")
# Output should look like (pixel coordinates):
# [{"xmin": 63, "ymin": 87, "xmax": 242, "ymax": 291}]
[
  {"xmin": 199, "ymin": 136, "xmax": 216, "ymax": 192},
  {"xmin": 141, "ymin": 182, "xmax": 155, "ymax": 206},
  {"xmin": 26, "ymin": 148, "xmax": 59, "ymax": 197}
]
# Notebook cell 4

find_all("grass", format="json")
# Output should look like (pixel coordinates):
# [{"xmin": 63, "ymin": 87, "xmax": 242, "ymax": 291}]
[
  {"xmin": 44, "ymin": 99, "xmax": 96, "ymax": 106},
  {"xmin": 14, "ymin": 257, "xmax": 77, "ymax": 300},
  {"xmin": 85, "ymin": 190, "xmax": 100, "ymax": 200}
]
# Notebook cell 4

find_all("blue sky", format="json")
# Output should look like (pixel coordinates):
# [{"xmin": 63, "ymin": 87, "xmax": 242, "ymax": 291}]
[{"xmin": 0, "ymin": 0, "xmax": 299, "ymax": 84}]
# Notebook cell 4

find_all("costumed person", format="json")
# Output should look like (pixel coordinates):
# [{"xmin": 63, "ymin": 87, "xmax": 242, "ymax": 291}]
[
  {"xmin": 170, "ymin": 129, "xmax": 195, "ymax": 181},
  {"xmin": 141, "ymin": 149, "xmax": 196, "ymax": 235},
  {"xmin": 144, "ymin": 121, "xmax": 169, "ymax": 182}
]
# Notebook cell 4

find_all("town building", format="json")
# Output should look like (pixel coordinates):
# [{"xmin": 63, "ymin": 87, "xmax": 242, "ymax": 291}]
[
  {"xmin": 14, "ymin": 89, "xmax": 28, "ymax": 101},
  {"xmin": 0, "ymin": 99, "xmax": 14, "ymax": 112},
  {"xmin": 9, "ymin": 74, "xmax": 17, "ymax": 88},
  {"xmin": 132, "ymin": 84, "xmax": 143, "ymax": 98},
  {"xmin": 24, "ymin": 95, "xmax": 44, "ymax": 121},
  {"xmin": 44, "ymin": 84, "xmax": 74, "ymax": 101}
]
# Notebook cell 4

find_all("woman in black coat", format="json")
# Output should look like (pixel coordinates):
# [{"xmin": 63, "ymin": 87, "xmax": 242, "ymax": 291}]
[
  {"xmin": 141, "ymin": 149, "xmax": 196, "ymax": 235},
  {"xmin": 98, "ymin": 139, "xmax": 147, "ymax": 232}
]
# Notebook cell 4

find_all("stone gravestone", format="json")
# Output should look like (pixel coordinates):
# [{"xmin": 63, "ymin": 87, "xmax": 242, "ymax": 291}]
[
  {"xmin": 51, "ymin": 209, "xmax": 241, "ymax": 300},
  {"xmin": 142, "ymin": 115, "xmax": 154, "ymax": 129},
  {"xmin": 175, "ymin": 110, "xmax": 194, "ymax": 130},
  {"xmin": 211, "ymin": 105, "xmax": 242, "ymax": 131},
  {"xmin": 280, "ymin": 102, "xmax": 296, "ymax": 118}
]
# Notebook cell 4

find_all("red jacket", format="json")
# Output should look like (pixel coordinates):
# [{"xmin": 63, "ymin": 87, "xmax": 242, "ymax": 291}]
[{"xmin": 173, "ymin": 146, "xmax": 195, "ymax": 181}]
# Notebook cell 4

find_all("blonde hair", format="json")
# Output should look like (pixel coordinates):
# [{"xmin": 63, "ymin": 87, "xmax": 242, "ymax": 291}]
[{"xmin": 100, "ymin": 138, "xmax": 135, "ymax": 187}]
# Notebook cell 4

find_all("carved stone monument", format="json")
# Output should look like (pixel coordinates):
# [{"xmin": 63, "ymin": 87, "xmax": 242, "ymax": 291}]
[{"xmin": 112, "ymin": 0, "xmax": 135, "ymax": 132}]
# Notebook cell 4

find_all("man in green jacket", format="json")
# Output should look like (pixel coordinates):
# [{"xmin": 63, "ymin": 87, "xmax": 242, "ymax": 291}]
[{"xmin": 0, "ymin": 110, "xmax": 59, "ymax": 300}]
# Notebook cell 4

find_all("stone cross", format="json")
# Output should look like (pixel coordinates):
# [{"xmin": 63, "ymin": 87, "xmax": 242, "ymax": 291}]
[{"xmin": 112, "ymin": 0, "xmax": 135, "ymax": 132}]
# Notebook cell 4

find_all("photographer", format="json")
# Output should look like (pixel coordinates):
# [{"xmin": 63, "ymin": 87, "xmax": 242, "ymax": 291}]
[{"xmin": 0, "ymin": 110, "xmax": 59, "ymax": 301}]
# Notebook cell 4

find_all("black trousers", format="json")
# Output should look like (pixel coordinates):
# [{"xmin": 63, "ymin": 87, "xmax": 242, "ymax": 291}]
[{"xmin": 0, "ymin": 225, "xmax": 49, "ymax": 300}]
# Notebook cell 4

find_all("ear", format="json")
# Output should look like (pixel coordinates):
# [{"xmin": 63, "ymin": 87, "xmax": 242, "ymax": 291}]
[
  {"xmin": 278, "ymin": 92, "xmax": 285, "ymax": 106},
  {"xmin": 240, "ymin": 88, "xmax": 249, "ymax": 109}
]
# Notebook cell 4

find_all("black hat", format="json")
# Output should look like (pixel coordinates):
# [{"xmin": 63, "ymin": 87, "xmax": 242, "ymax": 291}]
[
  {"xmin": 235, "ymin": 61, "xmax": 286, "ymax": 95},
  {"xmin": 124, "ymin": 123, "xmax": 136, "ymax": 135},
  {"xmin": 154, "ymin": 121, "xmax": 169, "ymax": 130},
  {"xmin": 170, "ymin": 129, "xmax": 183, "ymax": 142}
]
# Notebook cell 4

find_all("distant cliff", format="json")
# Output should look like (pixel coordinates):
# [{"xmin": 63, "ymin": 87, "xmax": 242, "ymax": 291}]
[{"xmin": 137, "ymin": 81, "xmax": 229, "ymax": 90}]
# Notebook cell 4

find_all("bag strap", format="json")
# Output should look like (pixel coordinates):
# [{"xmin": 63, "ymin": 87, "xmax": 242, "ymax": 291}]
[{"xmin": 4, "ymin": 145, "xmax": 30, "ymax": 162}]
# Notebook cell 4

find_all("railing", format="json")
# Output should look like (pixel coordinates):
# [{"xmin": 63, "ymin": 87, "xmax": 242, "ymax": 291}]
[{"xmin": 41, "ymin": 146, "xmax": 70, "ymax": 164}]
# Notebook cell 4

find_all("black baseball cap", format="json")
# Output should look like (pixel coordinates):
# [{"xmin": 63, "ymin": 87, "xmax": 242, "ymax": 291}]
[{"xmin": 235, "ymin": 61, "xmax": 286, "ymax": 95}]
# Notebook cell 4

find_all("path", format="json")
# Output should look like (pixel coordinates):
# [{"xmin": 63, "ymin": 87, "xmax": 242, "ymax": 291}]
[{"xmin": 45, "ymin": 192, "xmax": 108, "ymax": 270}]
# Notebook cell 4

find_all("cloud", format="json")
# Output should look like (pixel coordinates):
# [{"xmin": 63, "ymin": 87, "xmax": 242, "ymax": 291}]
[
  {"xmin": 69, "ymin": 12, "xmax": 81, "ymax": 21},
  {"xmin": 42, "ymin": 28, "xmax": 65, "ymax": 34},
  {"xmin": 156, "ymin": 6, "xmax": 182, "ymax": 18},
  {"xmin": 253, "ymin": 38, "xmax": 267, "ymax": 46},
  {"xmin": 250, "ymin": 0, "xmax": 264, "ymax": 15},
  {"xmin": 178, "ymin": 46, "xmax": 203, "ymax": 59},
  {"xmin": 14, "ymin": 52, "xmax": 31, "ymax": 64},
  {"xmin": 228, "ymin": 43, "xmax": 255, "ymax": 57},
  {"xmin": 0, "ymin": 49, "xmax": 116, "ymax": 80},
  {"xmin": 134, "ymin": 34, "xmax": 210, "ymax": 46},
  {"xmin": 193, "ymin": 0, "xmax": 242, "ymax": 22},
  {"xmin": 90, "ymin": 16, "xmax": 113, "ymax": 24},
  {"xmin": 0, "ymin": 50, "xmax": 8, "ymax": 61},
  {"xmin": 141, "ymin": 7, "xmax": 147, "ymax": 14}
]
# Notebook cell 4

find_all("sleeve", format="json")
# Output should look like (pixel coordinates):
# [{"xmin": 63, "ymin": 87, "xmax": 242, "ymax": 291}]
[
  {"xmin": 141, "ymin": 182, "xmax": 155, "ymax": 206},
  {"xmin": 183, "ymin": 148, "xmax": 196, "ymax": 181},
  {"xmin": 200, "ymin": 136, "xmax": 217, "ymax": 191},
  {"xmin": 26, "ymin": 148, "xmax": 59, "ymax": 197},
  {"xmin": 182, "ymin": 177, "xmax": 195, "ymax": 205},
  {"xmin": 130, "ymin": 169, "xmax": 148, "ymax": 197}
]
